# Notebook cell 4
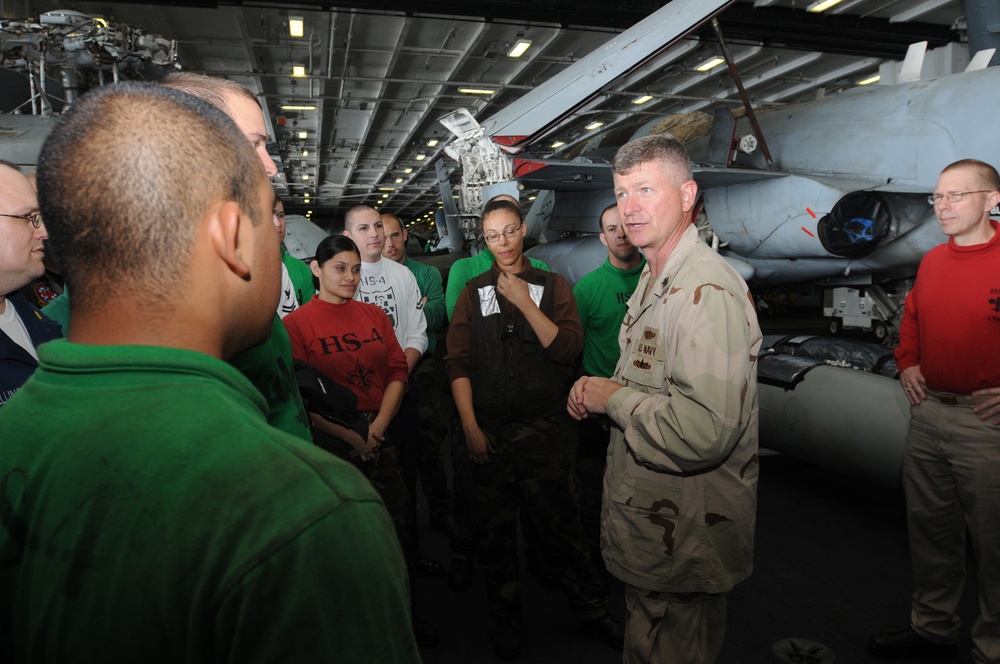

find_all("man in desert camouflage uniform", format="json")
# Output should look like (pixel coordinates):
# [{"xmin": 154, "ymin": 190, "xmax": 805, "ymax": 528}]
[{"xmin": 568, "ymin": 134, "xmax": 761, "ymax": 664}]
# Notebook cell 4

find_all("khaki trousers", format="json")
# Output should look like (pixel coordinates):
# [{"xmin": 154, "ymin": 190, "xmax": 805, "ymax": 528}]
[{"xmin": 904, "ymin": 398, "xmax": 1000, "ymax": 664}]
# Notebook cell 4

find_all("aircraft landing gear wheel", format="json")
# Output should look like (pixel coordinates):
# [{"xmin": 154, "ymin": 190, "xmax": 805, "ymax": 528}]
[
  {"xmin": 828, "ymin": 318, "xmax": 842, "ymax": 336},
  {"xmin": 874, "ymin": 323, "xmax": 888, "ymax": 341}
]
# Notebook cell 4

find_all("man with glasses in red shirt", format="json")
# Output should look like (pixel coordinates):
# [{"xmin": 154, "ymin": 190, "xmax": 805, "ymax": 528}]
[{"xmin": 870, "ymin": 159, "xmax": 1000, "ymax": 662}]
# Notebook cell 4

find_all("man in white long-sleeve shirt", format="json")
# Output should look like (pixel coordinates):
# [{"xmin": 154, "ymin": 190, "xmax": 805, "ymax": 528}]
[
  {"xmin": 343, "ymin": 205, "xmax": 427, "ymax": 372},
  {"xmin": 342, "ymin": 204, "xmax": 442, "ymax": 646}
]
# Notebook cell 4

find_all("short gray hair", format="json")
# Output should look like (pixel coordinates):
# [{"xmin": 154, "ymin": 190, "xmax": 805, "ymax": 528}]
[
  {"xmin": 942, "ymin": 159, "xmax": 1000, "ymax": 192},
  {"xmin": 613, "ymin": 134, "xmax": 693, "ymax": 182}
]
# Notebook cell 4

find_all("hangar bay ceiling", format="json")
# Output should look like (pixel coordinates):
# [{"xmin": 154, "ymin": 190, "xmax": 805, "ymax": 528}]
[{"xmin": 0, "ymin": 0, "xmax": 978, "ymax": 229}]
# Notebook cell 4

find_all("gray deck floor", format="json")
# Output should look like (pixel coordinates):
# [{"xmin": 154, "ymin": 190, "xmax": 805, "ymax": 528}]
[{"xmin": 411, "ymin": 451, "xmax": 979, "ymax": 663}]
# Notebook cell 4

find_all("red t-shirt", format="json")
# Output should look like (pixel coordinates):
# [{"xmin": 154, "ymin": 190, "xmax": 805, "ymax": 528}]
[
  {"xmin": 283, "ymin": 298, "xmax": 408, "ymax": 411},
  {"xmin": 894, "ymin": 219, "xmax": 1000, "ymax": 394}
]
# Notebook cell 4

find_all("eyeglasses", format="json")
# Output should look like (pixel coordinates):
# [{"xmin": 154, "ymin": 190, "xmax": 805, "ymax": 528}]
[
  {"xmin": 927, "ymin": 190, "xmax": 991, "ymax": 205},
  {"xmin": 0, "ymin": 211, "xmax": 42, "ymax": 228},
  {"xmin": 484, "ymin": 224, "xmax": 522, "ymax": 244}
]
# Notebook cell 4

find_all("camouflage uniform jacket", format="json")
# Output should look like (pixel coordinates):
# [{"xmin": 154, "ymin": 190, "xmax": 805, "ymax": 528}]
[{"xmin": 602, "ymin": 223, "xmax": 762, "ymax": 594}]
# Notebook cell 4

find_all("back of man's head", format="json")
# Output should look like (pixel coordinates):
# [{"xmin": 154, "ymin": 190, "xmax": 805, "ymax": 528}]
[
  {"xmin": 37, "ymin": 83, "xmax": 265, "ymax": 312},
  {"xmin": 613, "ymin": 133, "xmax": 693, "ymax": 181},
  {"xmin": 160, "ymin": 71, "xmax": 259, "ymax": 118},
  {"xmin": 162, "ymin": 72, "xmax": 277, "ymax": 178}
]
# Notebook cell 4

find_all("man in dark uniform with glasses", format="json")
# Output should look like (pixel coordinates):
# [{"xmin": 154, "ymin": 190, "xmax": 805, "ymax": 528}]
[{"xmin": 0, "ymin": 160, "xmax": 61, "ymax": 406}]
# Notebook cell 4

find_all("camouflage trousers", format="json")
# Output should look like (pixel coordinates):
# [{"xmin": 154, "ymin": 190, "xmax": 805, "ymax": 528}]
[
  {"xmin": 314, "ymin": 429, "xmax": 413, "ymax": 566},
  {"xmin": 413, "ymin": 357, "xmax": 452, "ymax": 523},
  {"xmin": 623, "ymin": 586, "xmax": 728, "ymax": 664},
  {"xmin": 458, "ymin": 410, "xmax": 607, "ymax": 623},
  {"xmin": 449, "ymin": 427, "xmax": 554, "ymax": 572}
]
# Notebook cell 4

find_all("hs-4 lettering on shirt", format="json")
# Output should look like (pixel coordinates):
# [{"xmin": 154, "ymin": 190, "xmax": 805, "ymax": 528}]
[{"xmin": 318, "ymin": 327, "xmax": 386, "ymax": 355}]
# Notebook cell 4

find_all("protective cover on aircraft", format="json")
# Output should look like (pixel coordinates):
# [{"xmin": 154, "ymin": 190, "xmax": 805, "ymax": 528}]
[
  {"xmin": 760, "ymin": 335, "xmax": 898, "ymax": 387},
  {"xmin": 817, "ymin": 192, "xmax": 930, "ymax": 258}
]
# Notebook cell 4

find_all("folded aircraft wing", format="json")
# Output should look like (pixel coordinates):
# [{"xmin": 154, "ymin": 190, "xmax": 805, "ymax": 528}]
[
  {"xmin": 513, "ymin": 156, "xmax": 791, "ymax": 192},
  {"xmin": 479, "ymin": 0, "xmax": 737, "ymax": 154}
]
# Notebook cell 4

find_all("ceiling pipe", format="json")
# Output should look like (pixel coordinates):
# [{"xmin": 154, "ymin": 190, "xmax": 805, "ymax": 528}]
[
  {"xmin": 202, "ymin": 69, "xmax": 536, "ymax": 91},
  {"xmin": 326, "ymin": 11, "xmax": 337, "ymax": 79},
  {"xmin": 338, "ymin": 12, "xmax": 355, "ymax": 109}
]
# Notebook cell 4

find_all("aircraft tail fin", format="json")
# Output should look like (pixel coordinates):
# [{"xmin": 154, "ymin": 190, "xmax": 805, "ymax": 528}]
[
  {"xmin": 966, "ymin": 48, "xmax": 997, "ymax": 72},
  {"xmin": 897, "ymin": 41, "xmax": 927, "ymax": 83}
]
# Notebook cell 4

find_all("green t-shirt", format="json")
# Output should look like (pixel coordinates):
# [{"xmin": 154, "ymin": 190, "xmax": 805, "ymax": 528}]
[
  {"xmin": 42, "ymin": 291, "xmax": 311, "ymax": 441},
  {"xmin": 282, "ymin": 245, "xmax": 315, "ymax": 305},
  {"xmin": 573, "ymin": 256, "xmax": 646, "ymax": 378},
  {"xmin": 402, "ymin": 256, "xmax": 445, "ymax": 355},
  {"xmin": 231, "ymin": 315, "xmax": 312, "ymax": 441},
  {"xmin": 0, "ymin": 341, "xmax": 419, "ymax": 663},
  {"xmin": 445, "ymin": 249, "xmax": 550, "ymax": 320},
  {"xmin": 39, "ymin": 289, "xmax": 68, "ymax": 331}
]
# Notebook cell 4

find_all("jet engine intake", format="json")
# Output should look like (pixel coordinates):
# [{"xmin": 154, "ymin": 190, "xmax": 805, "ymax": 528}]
[{"xmin": 817, "ymin": 191, "xmax": 929, "ymax": 258}]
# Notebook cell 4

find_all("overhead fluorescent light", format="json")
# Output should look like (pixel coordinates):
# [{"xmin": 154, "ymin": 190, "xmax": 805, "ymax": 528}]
[
  {"xmin": 550, "ymin": 141, "xmax": 565, "ymax": 148},
  {"xmin": 302, "ymin": 174, "xmax": 309, "ymax": 181},
  {"xmin": 301, "ymin": 150, "xmax": 308, "ymax": 157},
  {"xmin": 379, "ymin": 187, "xmax": 395, "ymax": 192},
  {"xmin": 395, "ymin": 178, "xmax": 404, "ymax": 184},
  {"xmin": 382, "ymin": 193, "xmax": 389, "ymax": 198},
  {"xmin": 857, "ymin": 74, "xmax": 881, "ymax": 86},
  {"xmin": 585, "ymin": 121, "xmax": 604, "ymax": 131},
  {"xmin": 507, "ymin": 39, "xmax": 531, "ymax": 59},
  {"xmin": 304, "ymin": 193, "xmax": 310, "ymax": 199},
  {"xmin": 281, "ymin": 105, "xmax": 316, "ymax": 111},
  {"xmin": 426, "ymin": 139, "xmax": 439, "ymax": 147},
  {"xmin": 695, "ymin": 56, "xmax": 726, "ymax": 72},
  {"xmin": 289, "ymin": 17, "xmax": 304, "ymax": 38},
  {"xmin": 632, "ymin": 95, "xmax": 654, "ymax": 105},
  {"xmin": 458, "ymin": 87, "xmax": 496, "ymax": 95},
  {"xmin": 807, "ymin": 0, "xmax": 844, "ymax": 12},
  {"xmin": 415, "ymin": 154, "xmax": 426, "ymax": 161},
  {"xmin": 298, "ymin": 131, "xmax": 308, "ymax": 139},
  {"xmin": 292, "ymin": 65, "xmax": 306, "ymax": 78},
  {"xmin": 404, "ymin": 168, "xmax": 413, "ymax": 174}
]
